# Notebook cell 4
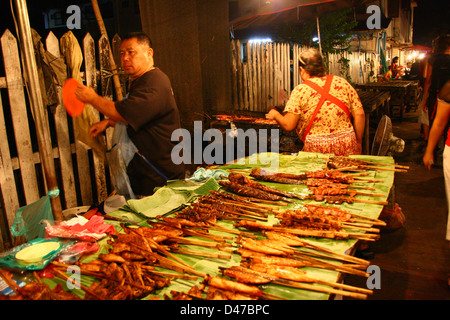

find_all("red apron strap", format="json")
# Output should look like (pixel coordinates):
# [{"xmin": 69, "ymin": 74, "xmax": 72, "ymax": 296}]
[{"xmin": 301, "ymin": 75, "xmax": 351, "ymax": 141}]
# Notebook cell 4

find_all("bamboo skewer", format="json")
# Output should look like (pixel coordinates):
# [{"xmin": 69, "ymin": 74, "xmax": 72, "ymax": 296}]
[
  {"xmin": 181, "ymin": 228, "xmax": 233, "ymax": 241},
  {"xmin": 272, "ymin": 279, "xmax": 368, "ymax": 300},
  {"xmin": 153, "ymin": 254, "xmax": 206, "ymax": 278},
  {"xmin": 342, "ymin": 222, "xmax": 380, "ymax": 233},
  {"xmin": 212, "ymin": 200, "xmax": 270, "ymax": 214},
  {"xmin": 347, "ymin": 185, "xmax": 376, "ymax": 191},
  {"xmin": 140, "ymin": 266, "xmax": 198, "ymax": 280},
  {"xmin": 124, "ymin": 238, "xmax": 205, "ymax": 277},
  {"xmin": 193, "ymin": 203, "xmax": 268, "ymax": 221},
  {"xmin": 362, "ymin": 165, "xmax": 408, "ymax": 172},
  {"xmin": 52, "ymin": 268, "xmax": 105, "ymax": 300},
  {"xmin": 130, "ymin": 228, "xmax": 191, "ymax": 269},
  {"xmin": 263, "ymin": 231, "xmax": 371, "ymax": 266},
  {"xmin": 171, "ymin": 247, "xmax": 232, "ymax": 260},
  {"xmin": 271, "ymin": 226, "xmax": 380, "ymax": 241},
  {"xmin": 209, "ymin": 191, "xmax": 281, "ymax": 210},
  {"xmin": 219, "ymin": 266, "xmax": 370, "ymax": 299},
  {"xmin": 350, "ymin": 198, "xmax": 388, "ymax": 205},
  {"xmin": 309, "ymin": 188, "xmax": 385, "ymax": 198},
  {"xmin": 293, "ymin": 245, "xmax": 369, "ymax": 267},
  {"xmin": 352, "ymin": 177, "xmax": 384, "ymax": 183},
  {"xmin": 168, "ymin": 236, "xmax": 233, "ymax": 249},
  {"xmin": 292, "ymin": 254, "xmax": 370, "ymax": 277},
  {"xmin": 208, "ymin": 222, "xmax": 257, "ymax": 239},
  {"xmin": 0, "ymin": 268, "xmax": 28, "ymax": 298},
  {"xmin": 50, "ymin": 262, "xmax": 154, "ymax": 291},
  {"xmin": 345, "ymin": 159, "xmax": 409, "ymax": 170},
  {"xmin": 295, "ymin": 276, "xmax": 373, "ymax": 295}
]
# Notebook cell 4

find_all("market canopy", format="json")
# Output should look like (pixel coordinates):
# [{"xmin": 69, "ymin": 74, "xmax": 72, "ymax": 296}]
[
  {"xmin": 399, "ymin": 44, "xmax": 432, "ymax": 52},
  {"xmin": 230, "ymin": 0, "xmax": 373, "ymax": 30}
]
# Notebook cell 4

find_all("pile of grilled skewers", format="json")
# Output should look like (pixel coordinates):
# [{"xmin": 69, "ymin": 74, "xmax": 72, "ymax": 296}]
[
  {"xmin": 1, "ymin": 162, "xmax": 393, "ymax": 300},
  {"xmin": 220, "ymin": 169, "xmax": 389, "ymax": 205},
  {"xmin": 326, "ymin": 156, "xmax": 409, "ymax": 172}
]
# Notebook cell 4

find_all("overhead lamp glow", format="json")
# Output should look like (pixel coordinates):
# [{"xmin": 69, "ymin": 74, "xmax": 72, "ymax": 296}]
[{"xmin": 248, "ymin": 38, "xmax": 272, "ymax": 43}]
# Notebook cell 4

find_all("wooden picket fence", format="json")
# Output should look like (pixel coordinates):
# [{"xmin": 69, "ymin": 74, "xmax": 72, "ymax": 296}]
[
  {"xmin": 231, "ymin": 39, "xmax": 379, "ymax": 112},
  {"xmin": 0, "ymin": 29, "xmax": 129, "ymax": 250}
]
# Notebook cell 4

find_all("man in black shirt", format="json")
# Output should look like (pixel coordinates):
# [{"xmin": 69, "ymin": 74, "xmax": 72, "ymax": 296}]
[{"xmin": 76, "ymin": 32, "xmax": 185, "ymax": 196}]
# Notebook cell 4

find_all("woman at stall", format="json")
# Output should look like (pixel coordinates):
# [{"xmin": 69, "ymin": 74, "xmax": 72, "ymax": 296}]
[{"xmin": 266, "ymin": 48, "xmax": 365, "ymax": 156}]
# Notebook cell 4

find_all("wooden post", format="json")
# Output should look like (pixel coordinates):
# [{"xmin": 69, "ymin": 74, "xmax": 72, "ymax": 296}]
[
  {"xmin": 13, "ymin": 0, "xmax": 63, "ymax": 221},
  {"xmin": 91, "ymin": 0, "xmax": 123, "ymax": 101},
  {"xmin": 316, "ymin": 16, "xmax": 322, "ymax": 56}
]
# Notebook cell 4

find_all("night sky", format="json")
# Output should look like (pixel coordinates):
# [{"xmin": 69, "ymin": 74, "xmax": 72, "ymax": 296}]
[
  {"xmin": 1, "ymin": 1, "xmax": 448, "ymax": 49},
  {"xmin": 413, "ymin": 0, "xmax": 450, "ymax": 47}
]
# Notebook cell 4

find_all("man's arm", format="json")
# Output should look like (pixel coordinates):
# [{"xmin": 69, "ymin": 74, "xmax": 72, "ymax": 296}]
[{"xmin": 75, "ymin": 84, "xmax": 127, "ymax": 123}]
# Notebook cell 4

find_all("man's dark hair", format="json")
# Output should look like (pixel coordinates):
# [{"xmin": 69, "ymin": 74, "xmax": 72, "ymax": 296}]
[{"xmin": 123, "ymin": 32, "xmax": 152, "ymax": 48}]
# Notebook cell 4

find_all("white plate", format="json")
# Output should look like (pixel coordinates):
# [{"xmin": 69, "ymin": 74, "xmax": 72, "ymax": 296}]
[{"xmin": 15, "ymin": 241, "xmax": 61, "ymax": 263}]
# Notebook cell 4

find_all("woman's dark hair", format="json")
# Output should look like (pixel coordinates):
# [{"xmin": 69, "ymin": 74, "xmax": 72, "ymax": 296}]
[
  {"xmin": 392, "ymin": 56, "xmax": 399, "ymax": 63},
  {"xmin": 123, "ymin": 32, "xmax": 152, "ymax": 48},
  {"xmin": 433, "ymin": 34, "xmax": 450, "ymax": 54},
  {"xmin": 298, "ymin": 48, "xmax": 326, "ymax": 77}
]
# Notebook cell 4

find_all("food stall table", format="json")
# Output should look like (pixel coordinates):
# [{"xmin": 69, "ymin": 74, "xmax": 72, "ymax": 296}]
[
  {"xmin": 357, "ymin": 89, "xmax": 391, "ymax": 155},
  {"xmin": 355, "ymin": 81, "xmax": 412, "ymax": 120},
  {"xmin": 0, "ymin": 152, "xmax": 396, "ymax": 301}
]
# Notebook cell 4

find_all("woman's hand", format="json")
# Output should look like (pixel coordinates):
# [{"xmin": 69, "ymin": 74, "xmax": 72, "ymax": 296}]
[
  {"xmin": 423, "ymin": 151, "xmax": 435, "ymax": 170},
  {"xmin": 89, "ymin": 119, "xmax": 115, "ymax": 138},
  {"xmin": 265, "ymin": 108, "xmax": 280, "ymax": 120}
]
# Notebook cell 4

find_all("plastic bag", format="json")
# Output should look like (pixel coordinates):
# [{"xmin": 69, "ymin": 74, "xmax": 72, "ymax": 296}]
[
  {"xmin": 43, "ymin": 215, "xmax": 115, "ymax": 242},
  {"xmin": 106, "ymin": 122, "xmax": 137, "ymax": 198},
  {"xmin": 0, "ymin": 238, "xmax": 72, "ymax": 271},
  {"xmin": 55, "ymin": 241, "xmax": 100, "ymax": 264},
  {"xmin": 10, "ymin": 190, "xmax": 57, "ymax": 241}
]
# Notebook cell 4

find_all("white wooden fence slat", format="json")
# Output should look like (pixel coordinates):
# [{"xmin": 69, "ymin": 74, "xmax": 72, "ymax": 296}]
[
  {"xmin": 60, "ymin": 31, "xmax": 93, "ymax": 206},
  {"xmin": 243, "ymin": 61, "xmax": 248, "ymax": 110},
  {"xmin": 261, "ymin": 43, "xmax": 266, "ymax": 111},
  {"xmin": 84, "ymin": 33, "xmax": 107, "ymax": 203},
  {"xmin": 236, "ymin": 40, "xmax": 243, "ymax": 110},
  {"xmin": 246, "ymin": 43, "xmax": 253, "ymax": 111},
  {"xmin": 253, "ymin": 43, "xmax": 258, "ymax": 111},
  {"xmin": 45, "ymin": 31, "xmax": 77, "ymax": 208},
  {"xmin": 0, "ymin": 89, "xmax": 19, "ymax": 228},
  {"xmin": 231, "ymin": 40, "xmax": 238, "ymax": 109},
  {"xmin": 1, "ymin": 30, "xmax": 40, "ymax": 204},
  {"xmin": 268, "ymin": 43, "xmax": 273, "ymax": 107},
  {"xmin": 293, "ymin": 44, "xmax": 298, "ymax": 88},
  {"xmin": 258, "ymin": 43, "xmax": 263, "ymax": 111}
]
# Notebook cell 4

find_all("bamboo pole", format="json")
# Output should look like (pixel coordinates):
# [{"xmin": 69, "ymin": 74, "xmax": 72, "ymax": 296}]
[
  {"xmin": 13, "ymin": 0, "xmax": 62, "ymax": 221},
  {"xmin": 91, "ymin": 0, "xmax": 123, "ymax": 101}
]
